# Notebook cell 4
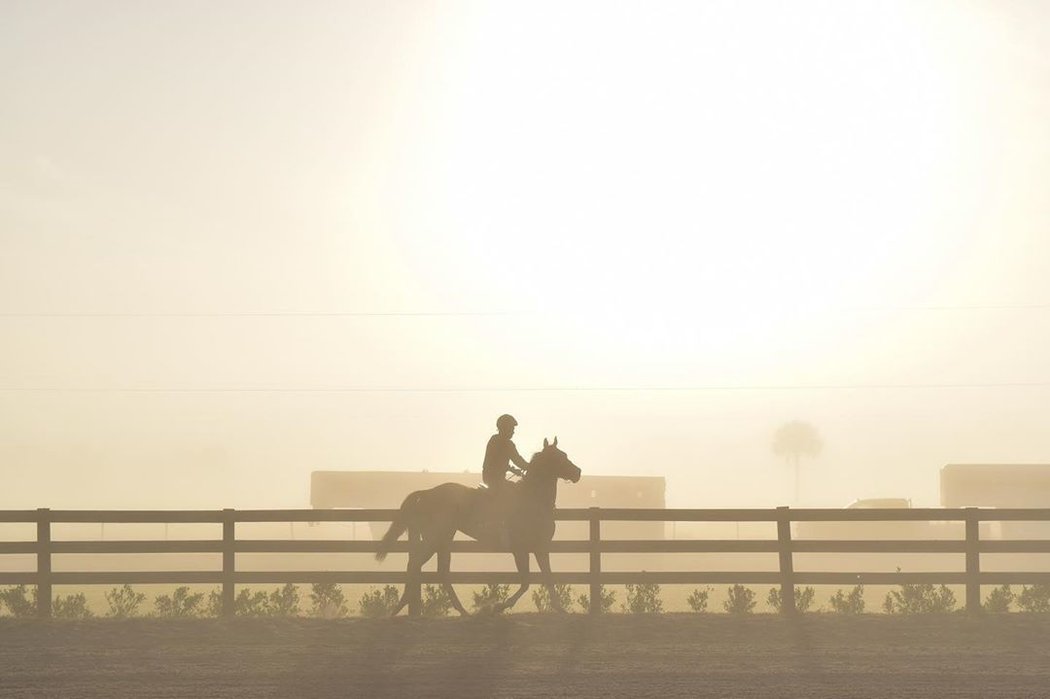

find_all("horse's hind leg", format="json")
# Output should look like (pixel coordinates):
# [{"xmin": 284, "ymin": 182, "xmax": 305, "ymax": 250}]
[
  {"xmin": 437, "ymin": 549, "xmax": 469, "ymax": 616},
  {"xmin": 534, "ymin": 550, "xmax": 564, "ymax": 613},
  {"xmin": 497, "ymin": 550, "xmax": 530, "ymax": 613},
  {"xmin": 392, "ymin": 548, "xmax": 434, "ymax": 616}
]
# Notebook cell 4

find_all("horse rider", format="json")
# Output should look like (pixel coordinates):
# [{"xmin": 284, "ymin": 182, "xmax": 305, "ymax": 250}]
[
  {"xmin": 483, "ymin": 414, "xmax": 529, "ymax": 492},
  {"xmin": 481, "ymin": 414, "xmax": 529, "ymax": 544}
]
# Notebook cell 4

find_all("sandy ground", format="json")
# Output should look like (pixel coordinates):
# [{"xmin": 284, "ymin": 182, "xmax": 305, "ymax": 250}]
[{"xmin": 1, "ymin": 614, "xmax": 1048, "ymax": 699}]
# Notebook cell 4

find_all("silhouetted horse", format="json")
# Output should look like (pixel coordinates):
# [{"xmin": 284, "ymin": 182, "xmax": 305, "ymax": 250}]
[{"xmin": 375, "ymin": 437, "xmax": 582, "ymax": 615}]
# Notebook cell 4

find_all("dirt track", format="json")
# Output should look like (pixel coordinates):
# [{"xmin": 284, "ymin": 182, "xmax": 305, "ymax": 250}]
[{"xmin": 2, "ymin": 614, "xmax": 1048, "ymax": 698}]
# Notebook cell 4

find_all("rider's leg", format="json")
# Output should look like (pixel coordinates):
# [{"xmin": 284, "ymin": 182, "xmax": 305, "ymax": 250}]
[{"xmin": 486, "ymin": 480, "xmax": 512, "ymax": 549}]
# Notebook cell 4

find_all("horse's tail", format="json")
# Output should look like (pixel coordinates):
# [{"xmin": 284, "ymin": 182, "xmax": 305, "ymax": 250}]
[{"xmin": 375, "ymin": 490, "xmax": 425, "ymax": 562}]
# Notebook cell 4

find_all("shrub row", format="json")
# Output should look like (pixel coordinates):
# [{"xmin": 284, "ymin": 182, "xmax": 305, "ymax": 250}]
[
  {"xmin": 0, "ymin": 583, "xmax": 339, "ymax": 619},
  {"xmin": 4, "ymin": 583, "xmax": 1050, "ymax": 617}
]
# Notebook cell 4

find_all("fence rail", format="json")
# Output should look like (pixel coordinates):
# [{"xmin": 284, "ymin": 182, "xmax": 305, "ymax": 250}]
[{"xmin": 2, "ymin": 506, "xmax": 1049, "ymax": 617}]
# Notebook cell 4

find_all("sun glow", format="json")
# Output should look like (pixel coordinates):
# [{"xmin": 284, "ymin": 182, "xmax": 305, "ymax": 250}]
[{"xmin": 378, "ymin": 2, "xmax": 975, "ymax": 378}]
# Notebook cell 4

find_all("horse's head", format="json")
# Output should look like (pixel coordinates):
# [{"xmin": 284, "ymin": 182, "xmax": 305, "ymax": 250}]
[{"xmin": 530, "ymin": 436, "xmax": 582, "ymax": 483}]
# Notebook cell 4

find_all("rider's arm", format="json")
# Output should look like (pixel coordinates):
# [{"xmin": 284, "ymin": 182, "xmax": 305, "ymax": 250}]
[{"xmin": 509, "ymin": 443, "xmax": 529, "ymax": 472}]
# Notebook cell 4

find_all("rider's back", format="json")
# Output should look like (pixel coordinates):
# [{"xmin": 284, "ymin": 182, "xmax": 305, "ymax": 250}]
[{"xmin": 482, "ymin": 433, "xmax": 515, "ymax": 488}]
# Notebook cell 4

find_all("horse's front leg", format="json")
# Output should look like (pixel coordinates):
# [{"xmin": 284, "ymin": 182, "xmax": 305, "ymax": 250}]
[
  {"xmin": 534, "ymin": 550, "xmax": 565, "ymax": 613},
  {"xmin": 496, "ymin": 550, "xmax": 530, "ymax": 612}
]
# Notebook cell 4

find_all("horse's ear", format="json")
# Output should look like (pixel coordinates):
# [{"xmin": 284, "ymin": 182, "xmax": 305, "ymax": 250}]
[
  {"xmin": 553, "ymin": 436, "xmax": 558, "ymax": 447},
  {"xmin": 543, "ymin": 438, "xmax": 549, "ymax": 448}
]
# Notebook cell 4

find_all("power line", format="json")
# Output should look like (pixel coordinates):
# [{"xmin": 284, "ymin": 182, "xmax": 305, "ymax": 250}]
[
  {"xmin": 3, "ymin": 382, "xmax": 1050, "ymax": 393},
  {"xmin": 0, "ymin": 312, "xmax": 515, "ymax": 318},
  {"xmin": 2, "ymin": 304, "xmax": 1050, "ymax": 318},
  {"xmin": 849, "ymin": 304, "xmax": 1050, "ymax": 312}
]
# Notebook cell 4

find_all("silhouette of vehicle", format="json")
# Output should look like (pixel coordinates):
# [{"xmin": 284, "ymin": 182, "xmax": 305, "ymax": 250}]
[{"xmin": 794, "ymin": 497, "xmax": 932, "ymax": 540}]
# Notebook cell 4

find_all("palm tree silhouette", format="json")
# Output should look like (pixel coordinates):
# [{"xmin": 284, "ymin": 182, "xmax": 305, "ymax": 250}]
[{"xmin": 772, "ymin": 421, "xmax": 822, "ymax": 504}]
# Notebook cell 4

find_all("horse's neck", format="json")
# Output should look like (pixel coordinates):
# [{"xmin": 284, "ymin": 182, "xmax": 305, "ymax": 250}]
[{"xmin": 521, "ymin": 472, "xmax": 557, "ymax": 510}]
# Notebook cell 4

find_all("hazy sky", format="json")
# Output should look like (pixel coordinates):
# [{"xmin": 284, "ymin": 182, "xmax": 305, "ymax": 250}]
[{"xmin": 2, "ymin": 0, "xmax": 1049, "ymax": 509}]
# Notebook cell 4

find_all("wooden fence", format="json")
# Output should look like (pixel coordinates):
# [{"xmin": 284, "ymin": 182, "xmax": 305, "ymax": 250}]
[{"xmin": 2, "ymin": 507, "xmax": 1050, "ymax": 617}]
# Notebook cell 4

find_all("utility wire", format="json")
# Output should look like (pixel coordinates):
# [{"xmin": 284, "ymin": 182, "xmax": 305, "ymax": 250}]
[
  {"xmin": 2, "ymin": 304, "xmax": 1050, "ymax": 318},
  {"xmin": 0, "ymin": 312, "xmax": 514, "ymax": 318},
  {"xmin": 3, "ymin": 382, "xmax": 1050, "ymax": 393}
]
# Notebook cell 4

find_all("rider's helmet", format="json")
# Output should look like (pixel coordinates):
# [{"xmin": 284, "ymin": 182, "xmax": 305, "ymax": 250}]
[{"xmin": 496, "ymin": 414, "xmax": 518, "ymax": 432}]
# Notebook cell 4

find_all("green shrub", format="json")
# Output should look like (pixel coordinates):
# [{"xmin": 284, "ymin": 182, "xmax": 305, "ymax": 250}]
[
  {"xmin": 767, "ymin": 586, "xmax": 815, "ymax": 613},
  {"xmin": 422, "ymin": 584, "xmax": 454, "ymax": 617},
  {"xmin": 984, "ymin": 585, "xmax": 1014, "ymax": 613},
  {"xmin": 266, "ymin": 584, "xmax": 300, "ymax": 617},
  {"xmin": 828, "ymin": 585, "xmax": 866, "ymax": 614},
  {"xmin": 472, "ymin": 583, "xmax": 510, "ymax": 611},
  {"xmin": 0, "ymin": 585, "xmax": 37, "ymax": 617},
  {"xmin": 154, "ymin": 587, "xmax": 205, "ymax": 618},
  {"xmin": 723, "ymin": 585, "xmax": 756, "ymax": 615},
  {"xmin": 234, "ymin": 589, "xmax": 270, "ymax": 616},
  {"xmin": 577, "ymin": 586, "xmax": 616, "ymax": 613},
  {"xmin": 359, "ymin": 585, "xmax": 401, "ymax": 618},
  {"xmin": 532, "ymin": 584, "xmax": 575, "ymax": 613},
  {"xmin": 882, "ymin": 581, "xmax": 956, "ymax": 614},
  {"xmin": 54, "ymin": 593, "xmax": 93, "ymax": 619},
  {"xmin": 687, "ymin": 587, "xmax": 713, "ymax": 612},
  {"xmin": 206, "ymin": 589, "xmax": 224, "ymax": 617},
  {"xmin": 623, "ymin": 582, "xmax": 663, "ymax": 614},
  {"xmin": 310, "ymin": 583, "xmax": 348, "ymax": 618},
  {"xmin": 1016, "ymin": 585, "xmax": 1050, "ymax": 613},
  {"xmin": 105, "ymin": 584, "xmax": 146, "ymax": 618}
]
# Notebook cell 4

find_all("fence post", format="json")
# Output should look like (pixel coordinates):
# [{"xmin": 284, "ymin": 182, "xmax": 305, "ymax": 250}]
[
  {"xmin": 589, "ymin": 507, "xmax": 601, "ymax": 615},
  {"xmin": 407, "ymin": 525, "xmax": 421, "ymax": 616},
  {"xmin": 776, "ymin": 506, "xmax": 795, "ymax": 615},
  {"xmin": 222, "ymin": 509, "xmax": 235, "ymax": 618},
  {"xmin": 36, "ymin": 508, "xmax": 52, "ymax": 619},
  {"xmin": 965, "ymin": 507, "xmax": 981, "ymax": 614}
]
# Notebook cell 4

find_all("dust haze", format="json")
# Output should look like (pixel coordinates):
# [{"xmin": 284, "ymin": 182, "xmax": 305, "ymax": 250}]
[{"xmin": 3, "ymin": 0, "xmax": 1050, "ymax": 512}]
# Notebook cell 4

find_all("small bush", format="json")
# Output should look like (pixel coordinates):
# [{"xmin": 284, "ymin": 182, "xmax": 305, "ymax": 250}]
[
  {"xmin": 723, "ymin": 585, "xmax": 756, "ymax": 615},
  {"xmin": 105, "ymin": 584, "xmax": 146, "ymax": 618},
  {"xmin": 310, "ymin": 583, "xmax": 348, "ymax": 618},
  {"xmin": 359, "ymin": 585, "xmax": 401, "ymax": 618},
  {"xmin": 206, "ymin": 589, "xmax": 224, "ymax": 617},
  {"xmin": 234, "ymin": 589, "xmax": 270, "ymax": 616},
  {"xmin": 532, "ymin": 584, "xmax": 575, "ymax": 613},
  {"xmin": 577, "ymin": 586, "xmax": 616, "ymax": 613},
  {"xmin": 1016, "ymin": 585, "xmax": 1050, "ymax": 613},
  {"xmin": 199, "ymin": 585, "xmax": 301, "ymax": 617},
  {"xmin": 767, "ymin": 586, "xmax": 816, "ymax": 613},
  {"xmin": 687, "ymin": 587, "xmax": 713, "ymax": 613},
  {"xmin": 623, "ymin": 582, "xmax": 663, "ymax": 614},
  {"xmin": 54, "ymin": 593, "xmax": 93, "ymax": 619},
  {"xmin": 984, "ymin": 585, "xmax": 1014, "ymax": 613},
  {"xmin": 266, "ymin": 584, "xmax": 300, "ymax": 617},
  {"xmin": 0, "ymin": 585, "xmax": 37, "ymax": 617},
  {"xmin": 882, "ymin": 580, "xmax": 956, "ymax": 614},
  {"xmin": 154, "ymin": 587, "xmax": 205, "ymax": 618},
  {"xmin": 828, "ymin": 585, "xmax": 866, "ymax": 614},
  {"xmin": 472, "ymin": 583, "xmax": 511, "ymax": 611},
  {"xmin": 422, "ymin": 585, "xmax": 454, "ymax": 617}
]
